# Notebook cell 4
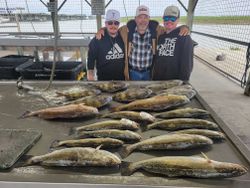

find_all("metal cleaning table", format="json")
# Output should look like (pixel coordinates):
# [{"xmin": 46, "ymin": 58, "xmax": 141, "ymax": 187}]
[{"xmin": 0, "ymin": 81, "xmax": 250, "ymax": 188}]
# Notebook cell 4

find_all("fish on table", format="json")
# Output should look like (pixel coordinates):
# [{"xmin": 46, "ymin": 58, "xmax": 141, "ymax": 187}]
[
  {"xmin": 24, "ymin": 147, "xmax": 121, "ymax": 167},
  {"xmin": 111, "ymin": 95, "xmax": 189, "ymax": 112},
  {"xmin": 63, "ymin": 95, "xmax": 113, "ymax": 108},
  {"xmin": 102, "ymin": 111, "xmax": 156, "ymax": 123},
  {"xmin": 50, "ymin": 138, "xmax": 124, "ymax": 149},
  {"xmin": 146, "ymin": 118, "xmax": 219, "ymax": 131},
  {"xmin": 154, "ymin": 107, "xmax": 210, "ymax": 119},
  {"xmin": 146, "ymin": 80, "xmax": 183, "ymax": 92},
  {"xmin": 76, "ymin": 129, "xmax": 141, "ymax": 143},
  {"xmin": 20, "ymin": 103, "xmax": 99, "ymax": 119},
  {"xmin": 74, "ymin": 118, "xmax": 139, "ymax": 132},
  {"xmin": 120, "ymin": 133, "xmax": 213, "ymax": 158},
  {"xmin": 113, "ymin": 88, "xmax": 152, "ymax": 103},
  {"xmin": 172, "ymin": 129, "xmax": 226, "ymax": 141},
  {"xmin": 157, "ymin": 84, "xmax": 196, "ymax": 99},
  {"xmin": 56, "ymin": 87, "xmax": 101, "ymax": 100},
  {"xmin": 121, "ymin": 155, "xmax": 248, "ymax": 178},
  {"xmin": 91, "ymin": 81, "xmax": 128, "ymax": 93}
]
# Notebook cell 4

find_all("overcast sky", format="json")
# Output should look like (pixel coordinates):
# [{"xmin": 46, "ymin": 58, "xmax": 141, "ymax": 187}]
[{"xmin": 0, "ymin": 0, "xmax": 249, "ymax": 17}]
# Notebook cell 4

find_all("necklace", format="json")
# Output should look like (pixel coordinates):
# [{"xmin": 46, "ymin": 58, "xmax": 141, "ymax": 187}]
[{"xmin": 109, "ymin": 34, "xmax": 117, "ymax": 47}]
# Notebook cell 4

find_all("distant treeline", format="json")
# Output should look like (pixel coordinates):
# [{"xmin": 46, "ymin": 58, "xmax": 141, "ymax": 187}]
[{"xmin": 121, "ymin": 16, "xmax": 250, "ymax": 25}]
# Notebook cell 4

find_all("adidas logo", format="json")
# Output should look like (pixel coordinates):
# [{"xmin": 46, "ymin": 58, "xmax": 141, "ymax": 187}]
[{"xmin": 106, "ymin": 43, "xmax": 124, "ymax": 60}]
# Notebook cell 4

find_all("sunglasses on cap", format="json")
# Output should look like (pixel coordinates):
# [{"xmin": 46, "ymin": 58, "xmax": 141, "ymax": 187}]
[
  {"xmin": 107, "ymin": 21, "xmax": 120, "ymax": 26},
  {"xmin": 163, "ymin": 16, "xmax": 178, "ymax": 22}
]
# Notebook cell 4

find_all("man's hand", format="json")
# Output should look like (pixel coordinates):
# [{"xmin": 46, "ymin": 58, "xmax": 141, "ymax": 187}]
[
  {"xmin": 87, "ymin": 70, "xmax": 95, "ymax": 81},
  {"xmin": 179, "ymin": 25, "xmax": 190, "ymax": 36},
  {"xmin": 95, "ymin": 27, "xmax": 105, "ymax": 40}
]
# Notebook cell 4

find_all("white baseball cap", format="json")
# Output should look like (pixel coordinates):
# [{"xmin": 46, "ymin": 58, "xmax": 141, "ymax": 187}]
[
  {"xmin": 136, "ymin": 5, "xmax": 150, "ymax": 17},
  {"xmin": 105, "ymin": 9, "xmax": 120, "ymax": 22}
]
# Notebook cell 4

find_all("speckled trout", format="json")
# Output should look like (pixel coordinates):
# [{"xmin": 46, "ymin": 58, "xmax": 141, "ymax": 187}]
[
  {"xmin": 102, "ymin": 111, "xmax": 156, "ymax": 123},
  {"xmin": 113, "ymin": 88, "xmax": 152, "ymax": 103},
  {"xmin": 172, "ymin": 129, "xmax": 225, "ymax": 141},
  {"xmin": 50, "ymin": 138, "xmax": 124, "ymax": 149},
  {"xmin": 155, "ymin": 108, "xmax": 210, "ymax": 119},
  {"xmin": 147, "ymin": 118, "xmax": 218, "ymax": 131},
  {"xmin": 74, "ymin": 118, "xmax": 139, "ymax": 132},
  {"xmin": 146, "ymin": 80, "xmax": 183, "ymax": 92},
  {"xmin": 91, "ymin": 81, "xmax": 128, "ymax": 93},
  {"xmin": 76, "ymin": 129, "xmax": 141, "ymax": 143},
  {"xmin": 25, "ymin": 147, "xmax": 121, "ymax": 167},
  {"xmin": 56, "ymin": 88, "xmax": 101, "ymax": 100},
  {"xmin": 121, "ymin": 156, "xmax": 248, "ymax": 178},
  {"xmin": 63, "ymin": 95, "xmax": 112, "ymax": 108},
  {"xmin": 120, "ymin": 133, "xmax": 213, "ymax": 158},
  {"xmin": 111, "ymin": 95, "xmax": 189, "ymax": 112}
]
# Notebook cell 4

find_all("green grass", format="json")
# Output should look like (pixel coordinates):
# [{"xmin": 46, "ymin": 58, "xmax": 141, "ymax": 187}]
[{"xmin": 120, "ymin": 16, "xmax": 250, "ymax": 25}]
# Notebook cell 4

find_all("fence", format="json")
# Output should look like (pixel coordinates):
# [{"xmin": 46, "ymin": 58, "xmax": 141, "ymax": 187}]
[
  {"xmin": 191, "ymin": 0, "xmax": 250, "ymax": 87},
  {"xmin": 0, "ymin": 0, "xmax": 249, "ymax": 89}
]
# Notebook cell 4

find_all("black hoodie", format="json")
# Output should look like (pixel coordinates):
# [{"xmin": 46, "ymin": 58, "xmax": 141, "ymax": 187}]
[
  {"xmin": 152, "ymin": 27, "xmax": 193, "ymax": 81},
  {"xmin": 87, "ymin": 29, "xmax": 125, "ymax": 80}
]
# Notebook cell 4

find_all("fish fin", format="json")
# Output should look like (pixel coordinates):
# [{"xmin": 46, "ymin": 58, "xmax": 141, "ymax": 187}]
[
  {"xmin": 55, "ymin": 91, "xmax": 65, "ymax": 97},
  {"xmin": 95, "ymin": 113, "xmax": 104, "ymax": 119},
  {"xmin": 201, "ymin": 152, "xmax": 211, "ymax": 161},
  {"xmin": 120, "ymin": 161, "xmax": 134, "ymax": 176},
  {"xmin": 69, "ymin": 127, "xmax": 77, "ymax": 135},
  {"xmin": 16, "ymin": 76, "xmax": 23, "ymax": 89},
  {"xmin": 15, "ymin": 155, "xmax": 35, "ymax": 167},
  {"xmin": 119, "ymin": 145, "xmax": 134, "ymax": 159},
  {"xmin": 75, "ymin": 131, "xmax": 88, "ymax": 139},
  {"xmin": 50, "ymin": 139, "xmax": 60, "ymax": 149},
  {"xmin": 140, "ymin": 124, "xmax": 148, "ymax": 132},
  {"xmin": 110, "ymin": 106, "xmax": 120, "ymax": 112},
  {"xmin": 95, "ymin": 144, "xmax": 103, "ymax": 150},
  {"xmin": 149, "ymin": 135, "xmax": 161, "ymax": 138},
  {"xmin": 18, "ymin": 110, "xmax": 32, "ymax": 119}
]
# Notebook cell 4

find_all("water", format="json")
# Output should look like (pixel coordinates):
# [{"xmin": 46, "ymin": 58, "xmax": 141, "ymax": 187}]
[{"xmin": 0, "ymin": 19, "xmax": 249, "ymax": 43}]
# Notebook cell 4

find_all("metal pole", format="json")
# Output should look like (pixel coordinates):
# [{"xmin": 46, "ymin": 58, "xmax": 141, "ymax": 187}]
[
  {"xmin": 45, "ymin": 0, "xmax": 59, "ymax": 90},
  {"xmin": 96, "ymin": 15, "xmax": 102, "ymax": 31},
  {"xmin": 245, "ymin": 77, "xmax": 250, "ymax": 96},
  {"xmin": 186, "ymin": 0, "xmax": 198, "ymax": 31}
]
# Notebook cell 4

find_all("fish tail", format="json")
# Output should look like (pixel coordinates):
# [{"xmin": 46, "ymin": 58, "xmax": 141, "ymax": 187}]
[
  {"xmin": 50, "ymin": 139, "xmax": 61, "ymax": 148},
  {"xmin": 69, "ymin": 127, "xmax": 77, "ymax": 135},
  {"xmin": 110, "ymin": 106, "xmax": 120, "ymax": 112},
  {"xmin": 145, "ymin": 123, "xmax": 153, "ymax": 131},
  {"xmin": 55, "ymin": 91, "xmax": 64, "ymax": 97},
  {"xmin": 95, "ymin": 113, "xmax": 104, "ymax": 119},
  {"xmin": 119, "ymin": 145, "xmax": 135, "ymax": 159},
  {"xmin": 18, "ymin": 110, "xmax": 33, "ymax": 119},
  {"xmin": 120, "ymin": 161, "xmax": 136, "ymax": 176},
  {"xmin": 16, "ymin": 155, "xmax": 40, "ymax": 167},
  {"xmin": 140, "ymin": 123, "xmax": 149, "ymax": 132},
  {"xmin": 75, "ymin": 131, "xmax": 89, "ymax": 138}
]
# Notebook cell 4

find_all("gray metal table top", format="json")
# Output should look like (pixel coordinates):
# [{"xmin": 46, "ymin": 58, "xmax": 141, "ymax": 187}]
[{"xmin": 0, "ymin": 81, "xmax": 250, "ymax": 188}]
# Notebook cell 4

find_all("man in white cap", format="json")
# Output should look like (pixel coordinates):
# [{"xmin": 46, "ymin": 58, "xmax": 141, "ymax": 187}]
[
  {"xmin": 87, "ymin": 9, "xmax": 125, "ymax": 80},
  {"xmin": 152, "ymin": 5, "xmax": 193, "ymax": 81}
]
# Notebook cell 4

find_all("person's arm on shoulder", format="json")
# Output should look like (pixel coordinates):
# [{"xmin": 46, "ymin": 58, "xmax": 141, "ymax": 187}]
[
  {"xmin": 179, "ymin": 36, "xmax": 193, "ymax": 81},
  {"xmin": 95, "ymin": 27, "xmax": 106, "ymax": 40},
  {"xmin": 87, "ymin": 39, "xmax": 98, "ymax": 81},
  {"xmin": 179, "ymin": 25, "xmax": 190, "ymax": 36}
]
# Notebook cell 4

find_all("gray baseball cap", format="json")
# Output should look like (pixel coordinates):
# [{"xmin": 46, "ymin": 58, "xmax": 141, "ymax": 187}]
[
  {"xmin": 105, "ymin": 9, "xmax": 120, "ymax": 22},
  {"xmin": 163, "ymin": 5, "xmax": 180, "ymax": 18}
]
